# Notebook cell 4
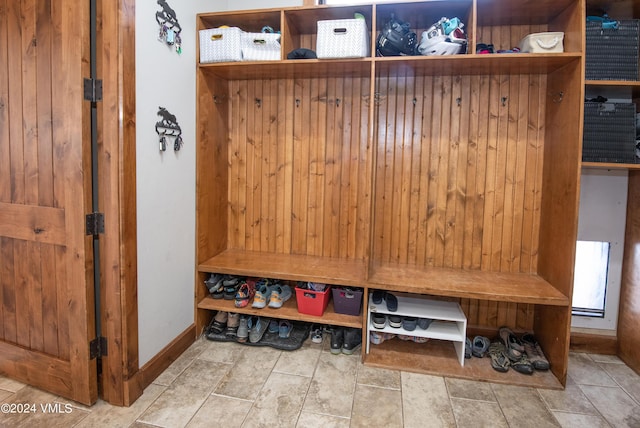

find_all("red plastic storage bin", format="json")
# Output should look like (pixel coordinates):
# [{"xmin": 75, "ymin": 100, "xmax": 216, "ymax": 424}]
[{"xmin": 295, "ymin": 285, "xmax": 331, "ymax": 316}]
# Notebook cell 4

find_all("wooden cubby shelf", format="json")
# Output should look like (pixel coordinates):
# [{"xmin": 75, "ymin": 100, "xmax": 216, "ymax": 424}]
[
  {"xmin": 364, "ymin": 338, "xmax": 563, "ymax": 390},
  {"xmin": 198, "ymin": 295, "xmax": 362, "ymax": 329},
  {"xmin": 369, "ymin": 264, "xmax": 570, "ymax": 306},
  {"xmin": 199, "ymin": 250, "xmax": 367, "ymax": 287},
  {"xmin": 196, "ymin": 0, "xmax": 586, "ymax": 389}
]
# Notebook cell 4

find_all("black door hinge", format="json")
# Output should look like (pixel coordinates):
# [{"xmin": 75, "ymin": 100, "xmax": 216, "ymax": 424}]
[
  {"xmin": 84, "ymin": 78, "xmax": 103, "ymax": 102},
  {"xmin": 86, "ymin": 212, "xmax": 105, "ymax": 235},
  {"xmin": 90, "ymin": 336, "xmax": 108, "ymax": 359}
]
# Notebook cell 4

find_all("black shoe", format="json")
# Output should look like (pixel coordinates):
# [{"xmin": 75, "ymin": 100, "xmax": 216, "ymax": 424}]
[
  {"xmin": 342, "ymin": 328, "xmax": 362, "ymax": 355},
  {"xmin": 331, "ymin": 327, "xmax": 344, "ymax": 355},
  {"xmin": 372, "ymin": 290, "xmax": 385, "ymax": 304},
  {"xmin": 385, "ymin": 293, "xmax": 398, "ymax": 312}
]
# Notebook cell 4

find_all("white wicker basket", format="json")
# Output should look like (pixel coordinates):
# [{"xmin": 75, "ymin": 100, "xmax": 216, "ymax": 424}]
[
  {"xmin": 199, "ymin": 27, "xmax": 243, "ymax": 63},
  {"xmin": 316, "ymin": 19, "xmax": 369, "ymax": 59},
  {"xmin": 241, "ymin": 32, "xmax": 281, "ymax": 61},
  {"xmin": 518, "ymin": 32, "xmax": 564, "ymax": 53}
]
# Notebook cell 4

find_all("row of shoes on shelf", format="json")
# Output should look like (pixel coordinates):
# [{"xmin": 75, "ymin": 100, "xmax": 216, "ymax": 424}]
[
  {"xmin": 470, "ymin": 327, "xmax": 550, "ymax": 375},
  {"xmin": 205, "ymin": 274, "xmax": 292, "ymax": 309},
  {"xmin": 209, "ymin": 311, "xmax": 293, "ymax": 343},
  {"xmin": 371, "ymin": 313, "xmax": 434, "ymax": 331}
]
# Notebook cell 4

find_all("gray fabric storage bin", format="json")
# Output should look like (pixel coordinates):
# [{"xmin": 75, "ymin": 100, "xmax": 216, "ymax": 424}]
[
  {"xmin": 583, "ymin": 102, "xmax": 637, "ymax": 163},
  {"xmin": 586, "ymin": 20, "xmax": 640, "ymax": 81}
]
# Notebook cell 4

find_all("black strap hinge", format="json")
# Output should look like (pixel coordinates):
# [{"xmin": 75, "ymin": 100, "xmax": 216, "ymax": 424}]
[
  {"xmin": 84, "ymin": 78, "xmax": 103, "ymax": 102},
  {"xmin": 86, "ymin": 212, "xmax": 105, "ymax": 235},
  {"xmin": 90, "ymin": 336, "xmax": 108, "ymax": 359}
]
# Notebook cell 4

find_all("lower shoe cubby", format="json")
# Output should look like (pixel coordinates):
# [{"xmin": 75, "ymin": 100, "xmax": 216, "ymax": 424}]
[{"xmin": 366, "ymin": 292, "xmax": 468, "ymax": 366}]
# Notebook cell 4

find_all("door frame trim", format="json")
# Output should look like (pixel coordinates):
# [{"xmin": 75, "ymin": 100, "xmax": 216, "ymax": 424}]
[{"xmin": 95, "ymin": 0, "xmax": 140, "ymax": 406}]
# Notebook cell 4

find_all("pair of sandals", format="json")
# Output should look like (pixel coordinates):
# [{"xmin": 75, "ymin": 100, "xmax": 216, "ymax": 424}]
[
  {"xmin": 209, "ymin": 311, "xmax": 240, "ymax": 337},
  {"xmin": 488, "ymin": 327, "xmax": 534, "ymax": 375}
]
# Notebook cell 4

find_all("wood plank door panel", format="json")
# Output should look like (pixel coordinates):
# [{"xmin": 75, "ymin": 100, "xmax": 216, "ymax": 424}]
[{"xmin": 0, "ymin": 0, "xmax": 97, "ymax": 405}]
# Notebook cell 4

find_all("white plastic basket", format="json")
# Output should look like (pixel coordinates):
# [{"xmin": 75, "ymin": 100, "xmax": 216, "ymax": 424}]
[
  {"xmin": 241, "ymin": 32, "xmax": 281, "ymax": 61},
  {"xmin": 518, "ymin": 32, "xmax": 564, "ymax": 53},
  {"xmin": 199, "ymin": 27, "xmax": 243, "ymax": 63},
  {"xmin": 316, "ymin": 19, "xmax": 369, "ymax": 59}
]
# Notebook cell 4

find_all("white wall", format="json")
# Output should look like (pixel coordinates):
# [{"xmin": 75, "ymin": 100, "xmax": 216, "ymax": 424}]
[
  {"xmin": 135, "ymin": 0, "xmax": 224, "ymax": 366},
  {"xmin": 136, "ymin": 0, "xmax": 301, "ymax": 366},
  {"xmin": 573, "ymin": 169, "xmax": 628, "ymax": 332}
]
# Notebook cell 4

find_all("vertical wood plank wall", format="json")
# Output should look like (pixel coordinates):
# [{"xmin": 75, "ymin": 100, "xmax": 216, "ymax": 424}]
[
  {"xmin": 372, "ymin": 69, "xmax": 544, "ymax": 330},
  {"xmin": 203, "ymin": 22, "xmax": 581, "ymax": 331},
  {"xmin": 226, "ymin": 76, "xmax": 372, "ymax": 261}
]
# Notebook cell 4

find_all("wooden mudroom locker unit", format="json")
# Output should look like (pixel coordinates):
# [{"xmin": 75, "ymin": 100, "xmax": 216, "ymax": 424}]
[{"xmin": 195, "ymin": 0, "xmax": 585, "ymax": 389}]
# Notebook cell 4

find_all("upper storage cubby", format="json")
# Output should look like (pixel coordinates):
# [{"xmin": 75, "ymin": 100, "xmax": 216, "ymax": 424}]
[
  {"xmin": 283, "ymin": 5, "xmax": 374, "ymax": 56},
  {"xmin": 375, "ymin": 0, "xmax": 475, "ymax": 56},
  {"xmin": 476, "ymin": 0, "xmax": 583, "ymax": 53},
  {"xmin": 198, "ymin": 9, "xmax": 282, "ymax": 34}
]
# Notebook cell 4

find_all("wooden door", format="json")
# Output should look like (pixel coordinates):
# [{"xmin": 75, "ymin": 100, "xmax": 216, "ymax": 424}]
[{"xmin": 0, "ymin": 0, "xmax": 97, "ymax": 405}]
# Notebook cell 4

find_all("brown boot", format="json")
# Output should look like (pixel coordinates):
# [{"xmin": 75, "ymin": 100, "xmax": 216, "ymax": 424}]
[{"xmin": 521, "ymin": 332, "xmax": 550, "ymax": 371}]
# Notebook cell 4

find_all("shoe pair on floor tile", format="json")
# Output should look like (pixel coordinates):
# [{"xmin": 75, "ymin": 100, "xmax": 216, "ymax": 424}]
[
  {"xmin": 330, "ymin": 327, "xmax": 361, "ymax": 355},
  {"xmin": 236, "ymin": 316, "xmax": 271, "ymax": 343}
]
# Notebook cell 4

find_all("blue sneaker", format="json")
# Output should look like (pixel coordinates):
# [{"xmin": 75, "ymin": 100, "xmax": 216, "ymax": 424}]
[
  {"xmin": 252, "ymin": 279, "xmax": 273, "ymax": 309},
  {"xmin": 268, "ymin": 284, "xmax": 292, "ymax": 308},
  {"xmin": 249, "ymin": 317, "xmax": 270, "ymax": 343}
]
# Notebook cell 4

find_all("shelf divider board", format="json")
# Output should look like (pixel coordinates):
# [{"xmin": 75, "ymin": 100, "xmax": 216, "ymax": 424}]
[
  {"xmin": 582, "ymin": 162, "xmax": 640, "ymax": 170},
  {"xmin": 198, "ymin": 54, "xmax": 583, "ymax": 80},
  {"xmin": 198, "ymin": 295, "xmax": 362, "ymax": 329},
  {"xmin": 369, "ymin": 262, "xmax": 569, "ymax": 306},
  {"xmin": 199, "ymin": 249, "xmax": 367, "ymax": 287}
]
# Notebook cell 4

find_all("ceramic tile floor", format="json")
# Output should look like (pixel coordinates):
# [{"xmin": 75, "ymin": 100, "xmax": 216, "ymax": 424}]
[{"xmin": 2, "ymin": 335, "xmax": 640, "ymax": 428}]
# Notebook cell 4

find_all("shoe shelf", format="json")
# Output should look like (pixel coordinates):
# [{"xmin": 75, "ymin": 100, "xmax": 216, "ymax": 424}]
[
  {"xmin": 366, "ymin": 293, "xmax": 468, "ymax": 366},
  {"xmin": 197, "ymin": 294, "xmax": 362, "ymax": 329},
  {"xmin": 198, "ymin": 249, "xmax": 367, "ymax": 288},
  {"xmin": 368, "ymin": 262, "xmax": 570, "ymax": 306},
  {"xmin": 364, "ymin": 337, "xmax": 564, "ymax": 390}
]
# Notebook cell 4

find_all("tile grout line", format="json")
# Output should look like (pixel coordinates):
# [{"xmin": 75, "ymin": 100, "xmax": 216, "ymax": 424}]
[
  {"xmin": 594, "ymin": 361, "xmax": 640, "ymax": 407},
  {"xmin": 574, "ymin": 382, "xmax": 620, "ymax": 427},
  {"xmin": 443, "ymin": 375, "xmax": 461, "ymax": 428},
  {"xmin": 293, "ymin": 339, "xmax": 325, "ymax": 427}
]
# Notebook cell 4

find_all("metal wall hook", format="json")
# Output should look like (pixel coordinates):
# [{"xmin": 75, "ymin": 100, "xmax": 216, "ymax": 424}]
[
  {"xmin": 295, "ymin": 99, "xmax": 300, "ymax": 108},
  {"xmin": 255, "ymin": 98, "xmax": 262, "ymax": 108},
  {"xmin": 501, "ymin": 96, "xmax": 508, "ymax": 106},
  {"xmin": 155, "ymin": 106, "xmax": 183, "ymax": 152},
  {"xmin": 552, "ymin": 91, "xmax": 564, "ymax": 103},
  {"xmin": 336, "ymin": 98, "xmax": 341, "ymax": 107},
  {"xmin": 156, "ymin": 0, "xmax": 182, "ymax": 54},
  {"xmin": 412, "ymin": 97, "xmax": 417, "ymax": 106},
  {"xmin": 456, "ymin": 97, "xmax": 462, "ymax": 106}
]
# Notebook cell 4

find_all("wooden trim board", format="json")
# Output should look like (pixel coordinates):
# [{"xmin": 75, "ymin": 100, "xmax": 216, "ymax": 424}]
[{"xmin": 137, "ymin": 325, "xmax": 197, "ymax": 391}]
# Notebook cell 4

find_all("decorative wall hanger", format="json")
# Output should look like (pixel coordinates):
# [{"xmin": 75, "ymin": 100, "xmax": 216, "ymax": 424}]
[
  {"xmin": 155, "ymin": 106, "xmax": 183, "ymax": 152},
  {"xmin": 156, "ymin": 0, "xmax": 182, "ymax": 54}
]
